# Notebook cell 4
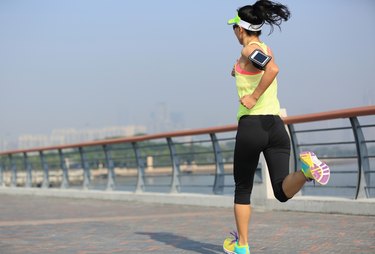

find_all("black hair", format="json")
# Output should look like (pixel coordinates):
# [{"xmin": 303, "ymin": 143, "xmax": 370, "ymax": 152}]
[{"xmin": 238, "ymin": 0, "xmax": 290, "ymax": 36}]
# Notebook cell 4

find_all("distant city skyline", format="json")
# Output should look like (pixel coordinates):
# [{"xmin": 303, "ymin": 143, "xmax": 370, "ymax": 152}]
[
  {"xmin": 23, "ymin": 124, "xmax": 144, "ymax": 144},
  {"xmin": 0, "ymin": 102, "xmax": 186, "ymax": 151},
  {"xmin": 1, "ymin": 0, "xmax": 374, "ymax": 150}
]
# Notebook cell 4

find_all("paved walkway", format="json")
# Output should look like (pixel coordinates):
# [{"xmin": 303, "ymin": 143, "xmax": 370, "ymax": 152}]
[{"xmin": 0, "ymin": 194, "xmax": 374, "ymax": 254}]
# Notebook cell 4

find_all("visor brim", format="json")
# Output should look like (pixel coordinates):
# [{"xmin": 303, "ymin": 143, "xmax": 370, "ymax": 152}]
[{"xmin": 227, "ymin": 17, "xmax": 238, "ymax": 25}]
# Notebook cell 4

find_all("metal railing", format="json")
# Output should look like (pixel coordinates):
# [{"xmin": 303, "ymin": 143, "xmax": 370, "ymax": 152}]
[{"xmin": 0, "ymin": 106, "xmax": 374, "ymax": 199}]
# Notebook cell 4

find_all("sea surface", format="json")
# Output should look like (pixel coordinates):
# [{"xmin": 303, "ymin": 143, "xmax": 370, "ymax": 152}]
[{"xmin": 73, "ymin": 160, "xmax": 374, "ymax": 199}]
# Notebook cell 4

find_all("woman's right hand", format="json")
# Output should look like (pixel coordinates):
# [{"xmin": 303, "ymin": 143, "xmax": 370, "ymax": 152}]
[{"xmin": 231, "ymin": 64, "xmax": 235, "ymax": 77}]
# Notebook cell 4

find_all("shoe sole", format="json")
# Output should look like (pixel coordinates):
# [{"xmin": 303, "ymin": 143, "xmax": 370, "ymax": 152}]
[
  {"xmin": 223, "ymin": 249, "xmax": 235, "ymax": 254},
  {"xmin": 300, "ymin": 151, "xmax": 330, "ymax": 185}
]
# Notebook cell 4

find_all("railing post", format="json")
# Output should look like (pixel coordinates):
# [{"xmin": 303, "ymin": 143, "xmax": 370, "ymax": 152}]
[
  {"xmin": 132, "ymin": 142, "xmax": 145, "ymax": 193},
  {"xmin": 23, "ymin": 152, "xmax": 32, "ymax": 188},
  {"xmin": 167, "ymin": 137, "xmax": 180, "ymax": 193},
  {"xmin": 350, "ymin": 117, "xmax": 369, "ymax": 199},
  {"xmin": 39, "ymin": 151, "xmax": 49, "ymax": 188},
  {"xmin": 9, "ymin": 154, "xmax": 17, "ymax": 187},
  {"xmin": 79, "ymin": 147, "xmax": 91, "ymax": 190},
  {"xmin": 59, "ymin": 149, "xmax": 69, "ymax": 189},
  {"xmin": 287, "ymin": 124, "xmax": 300, "ymax": 172},
  {"xmin": 103, "ymin": 144, "xmax": 116, "ymax": 191},
  {"xmin": 0, "ymin": 160, "xmax": 4, "ymax": 187},
  {"xmin": 210, "ymin": 133, "xmax": 224, "ymax": 195}
]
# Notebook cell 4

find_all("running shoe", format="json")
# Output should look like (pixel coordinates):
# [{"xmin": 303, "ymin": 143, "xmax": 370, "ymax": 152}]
[
  {"xmin": 299, "ymin": 151, "xmax": 330, "ymax": 185},
  {"xmin": 223, "ymin": 231, "xmax": 237, "ymax": 254},
  {"xmin": 223, "ymin": 232, "xmax": 250, "ymax": 254}
]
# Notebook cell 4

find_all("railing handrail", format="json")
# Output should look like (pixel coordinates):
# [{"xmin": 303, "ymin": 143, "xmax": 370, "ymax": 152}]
[
  {"xmin": 1, "ymin": 105, "xmax": 374, "ymax": 155},
  {"xmin": 282, "ymin": 105, "xmax": 375, "ymax": 124}
]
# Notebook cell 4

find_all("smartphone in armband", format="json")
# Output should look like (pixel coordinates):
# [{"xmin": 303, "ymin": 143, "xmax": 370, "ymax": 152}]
[{"xmin": 248, "ymin": 49, "xmax": 272, "ymax": 70}]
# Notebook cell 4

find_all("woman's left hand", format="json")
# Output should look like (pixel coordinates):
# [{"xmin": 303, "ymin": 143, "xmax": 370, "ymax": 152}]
[{"xmin": 240, "ymin": 94, "xmax": 258, "ymax": 109}]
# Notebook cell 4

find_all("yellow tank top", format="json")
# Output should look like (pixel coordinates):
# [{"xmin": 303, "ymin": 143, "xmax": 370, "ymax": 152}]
[{"xmin": 235, "ymin": 42, "xmax": 280, "ymax": 120}]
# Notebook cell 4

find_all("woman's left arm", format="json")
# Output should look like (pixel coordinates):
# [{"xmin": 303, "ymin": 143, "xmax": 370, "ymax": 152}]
[
  {"xmin": 240, "ymin": 47, "xmax": 279, "ymax": 109},
  {"xmin": 251, "ymin": 55, "xmax": 279, "ymax": 100}
]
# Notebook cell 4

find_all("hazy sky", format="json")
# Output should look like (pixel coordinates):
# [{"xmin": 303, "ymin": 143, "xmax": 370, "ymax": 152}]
[{"xmin": 1, "ymin": 0, "xmax": 374, "ymax": 142}]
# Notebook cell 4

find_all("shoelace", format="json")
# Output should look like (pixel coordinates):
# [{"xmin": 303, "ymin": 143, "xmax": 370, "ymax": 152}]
[
  {"xmin": 305, "ymin": 177, "xmax": 316, "ymax": 186},
  {"xmin": 230, "ymin": 231, "xmax": 239, "ymax": 245}
]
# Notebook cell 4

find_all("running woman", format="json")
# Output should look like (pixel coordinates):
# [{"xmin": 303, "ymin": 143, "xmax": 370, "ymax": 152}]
[{"xmin": 223, "ymin": 1, "xmax": 330, "ymax": 253}]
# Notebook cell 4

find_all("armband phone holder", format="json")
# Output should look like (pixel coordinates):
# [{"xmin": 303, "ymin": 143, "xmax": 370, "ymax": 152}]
[{"xmin": 248, "ymin": 49, "xmax": 272, "ymax": 70}]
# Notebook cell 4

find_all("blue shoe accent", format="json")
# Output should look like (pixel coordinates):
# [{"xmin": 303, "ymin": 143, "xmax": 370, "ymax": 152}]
[{"xmin": 234, "ymin": 242, "xmax": 250, "ymax": 254}]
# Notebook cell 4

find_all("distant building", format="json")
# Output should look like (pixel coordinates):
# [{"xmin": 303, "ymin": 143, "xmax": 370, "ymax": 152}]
[
  {"xmin": 0, "ymin": 139, "xmax": 17, "ymax": 152},
  {"xmin": 148, "ymin": 103, "xmax": 185, "ymax": 134}
]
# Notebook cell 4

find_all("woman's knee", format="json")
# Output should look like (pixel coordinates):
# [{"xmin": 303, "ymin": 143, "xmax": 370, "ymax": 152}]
[
  {"xmin": 234, "ymin": 186, "xmax": 252, "ymax": 205},
  {"xmin": 273, "ymin": 181, "xmax": 290, "ymax": 203}
]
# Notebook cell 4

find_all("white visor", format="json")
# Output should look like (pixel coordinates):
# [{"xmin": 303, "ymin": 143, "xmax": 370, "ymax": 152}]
[{"xmin": 238, "ymin": 20, "xmax": 264, "ymax": 32}]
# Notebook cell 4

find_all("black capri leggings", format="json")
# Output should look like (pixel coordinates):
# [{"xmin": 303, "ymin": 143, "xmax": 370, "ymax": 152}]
[{"xmin": 234, "ymin": 115, "xmax": 291, "ymax": 204}]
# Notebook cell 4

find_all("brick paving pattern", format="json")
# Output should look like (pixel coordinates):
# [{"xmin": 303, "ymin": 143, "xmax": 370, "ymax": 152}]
[{"xmin": 0, "ymin": 194, "xmax": 374, "ymax": 254}]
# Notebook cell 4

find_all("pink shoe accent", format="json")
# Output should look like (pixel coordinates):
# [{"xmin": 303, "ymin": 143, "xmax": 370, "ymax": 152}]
[
  {"xmin": 310, "ymin": 161, "xmax": 330, "ymax": 185},
  {"xmin": 300, "ymin": 151, "xmax": 331, "ymax": 185}
]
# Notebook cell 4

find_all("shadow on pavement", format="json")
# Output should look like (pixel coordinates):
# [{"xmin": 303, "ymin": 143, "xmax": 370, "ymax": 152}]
[{"xmin": 136, "ymin": 232, "xmax": 222, "ymax": 254}]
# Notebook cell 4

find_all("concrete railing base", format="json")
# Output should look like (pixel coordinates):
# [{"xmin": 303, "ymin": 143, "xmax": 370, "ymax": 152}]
[{"xmin": 0, "ymin": 187, "xmax": 374, "ymax": 216}]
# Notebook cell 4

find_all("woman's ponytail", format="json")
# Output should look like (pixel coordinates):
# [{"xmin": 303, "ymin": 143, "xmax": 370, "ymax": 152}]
[{"xmin": 238, "ymin": 0, "xmax": 290, "ymax": 35}]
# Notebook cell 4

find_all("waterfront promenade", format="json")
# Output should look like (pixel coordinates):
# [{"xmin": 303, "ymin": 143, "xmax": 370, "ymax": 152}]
[
  {"xmin": 1, "ymin": 106, "xmax": 375, "ymax": 253},
  {"xmin": 0, "ymin": 193, "xmax": 374, "ymax": 254}
]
